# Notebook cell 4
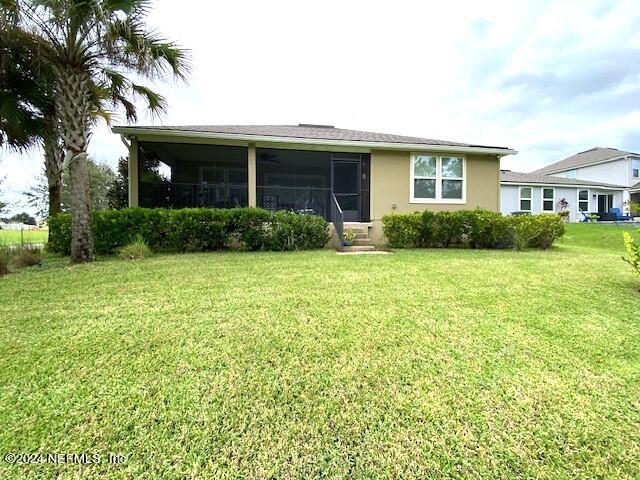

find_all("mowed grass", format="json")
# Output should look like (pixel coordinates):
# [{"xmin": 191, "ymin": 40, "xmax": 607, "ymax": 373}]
[
  {"xmin": 1, "ymin": 224, "xmax": 639, "ymax": 479},
  {"xmin": 0, "ymin": 229, "xmax": 48, "ymax": 246}
]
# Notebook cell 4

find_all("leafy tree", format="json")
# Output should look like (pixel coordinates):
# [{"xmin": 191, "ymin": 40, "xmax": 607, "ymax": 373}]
[
  {"xmin": 4, "ymin": 0, "xmax": 189, "ymax": 262},
  {"xmin": 0, "ymin": 16, "xmax": 65, "ymax": 216},
  {"xmin": 8, "ymin": 211, "xmax": 36, "ymax": 225},
  {"xmin": 106, "ymin": 156, "xmax": 128, "ymax": 209},
  {"xmin": 25, "ymin": 159, "xmax": 116, "ymax": 216},
  {"xmin": 105, "ymin": 154, "xmax": 169, "ymax": 210}
]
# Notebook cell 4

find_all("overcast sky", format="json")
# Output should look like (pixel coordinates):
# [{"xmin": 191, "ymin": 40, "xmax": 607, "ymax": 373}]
[{"xmin": 2, "ymin": 0, "xmax": 640, "ymax": 214}]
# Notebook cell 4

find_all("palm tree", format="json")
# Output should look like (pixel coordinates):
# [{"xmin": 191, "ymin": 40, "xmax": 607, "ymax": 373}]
[
  {"xmin": 0, "ymin": 26, "xmax": 66, "ymax": 218},
  {"xmin": 3, "ymin": 0, "xmax": 189, "ymax": 262}
]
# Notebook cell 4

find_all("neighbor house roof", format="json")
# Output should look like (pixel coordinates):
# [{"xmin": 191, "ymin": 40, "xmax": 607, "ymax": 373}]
[
  {"xmin": 631, "ymin": 181, "xmax": 640, "ymax": 193},
  {"xmin": 500, "ymin": 170, "xmax": 624, "ymax": 189},
  {"xmin": 532, "ymin": 147, "xmax": 640, "ymax": 175},
  {"xmin": 111, "ymin": 124, "xmax": 516, "ymax": 155}
]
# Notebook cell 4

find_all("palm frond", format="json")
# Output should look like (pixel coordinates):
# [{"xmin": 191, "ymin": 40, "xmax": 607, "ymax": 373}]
[{"xmin": 131, "ymin": 83, "xmax": 166, "ymax": 118}]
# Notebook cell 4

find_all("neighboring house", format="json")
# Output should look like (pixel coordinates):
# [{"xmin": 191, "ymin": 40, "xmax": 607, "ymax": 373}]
[
  {"xmin": 500, "ymin": 171, "xmax": 626, "ymax": 222},
  {"xmin": 631, "ymin": 181, "xmax": 640, "ymax": 204},
  {"xmin": 111, "ymin": 124, "xmax": 516, "ymax": 243},
  {"xmin": 532, "ymin": 147, "xmax": 640, "ymax": 207}
]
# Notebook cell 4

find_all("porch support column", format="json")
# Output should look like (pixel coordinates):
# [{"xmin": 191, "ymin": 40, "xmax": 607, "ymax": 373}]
[
  {"xmin": 128, "ymin": 138, "xmax": 139, "ymax": 207},
  {"xmin": 248, "ymin": 143, "xmax": 257, "ymax": 207}
]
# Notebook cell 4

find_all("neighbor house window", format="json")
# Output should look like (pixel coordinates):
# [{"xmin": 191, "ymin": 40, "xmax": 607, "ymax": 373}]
[
  {"xmin": 519, "ymin": 187, "xmax": 532, "ymax": 211},
  {"xmin": 578, "ymin": 189, "xmax": 589, "ymax": 212},
  {"xmin": 633, "ymin": 159, "xmax": 639, "ymax": 178},
  {"xmin": 411, "ymin": 155, "xmax": 465, "ymax": 202},
  {"xmin": 542, "ymin": 188, "xmax": 555, "ymax": 212}
]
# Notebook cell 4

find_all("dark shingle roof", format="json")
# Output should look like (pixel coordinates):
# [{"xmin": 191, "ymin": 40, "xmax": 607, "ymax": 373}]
[
  {"xmin": 113, "ymin": 124, "xmax": 512, "ymax": 150},
  {"xmin": 532, "ymin": 147, "xmax": 639, "ymax": 175},
  {"xmin": 500, "ymin": 170, "xmax": 624, "ymax": 188}
]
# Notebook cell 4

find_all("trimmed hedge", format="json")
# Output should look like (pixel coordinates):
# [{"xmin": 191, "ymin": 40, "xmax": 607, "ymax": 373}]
[
  {"xmin": 48, "ymin": 208, "xmax": 330, "ymax": 255},
  {"xmin": 382, "ymin": 210, "xmax": 564, "ymax": 250}
]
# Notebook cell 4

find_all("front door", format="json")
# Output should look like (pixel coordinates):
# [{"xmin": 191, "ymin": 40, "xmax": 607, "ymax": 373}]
[{"xmin": 332, "ymin": 160, "xmax": 360, "ymax": 222}]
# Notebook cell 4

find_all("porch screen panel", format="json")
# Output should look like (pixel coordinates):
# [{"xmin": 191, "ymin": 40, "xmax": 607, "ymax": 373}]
[
  {"xmin": 256, "ymin": 148, "xmax": 331, "ymax": 218},
  {"xmin": 138, "ymin": 142, "xmax": 248, "ymax": 209}
]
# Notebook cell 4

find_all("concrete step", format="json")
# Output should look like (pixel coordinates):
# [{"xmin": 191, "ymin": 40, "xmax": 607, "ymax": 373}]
[
  {"xmin": 341, "ymin": 245, "xmax": 376, "ymax": 252},
  {"xmin": 344, "ymin": 229, "xmax": 367, "ymax": 236},
  {"xmin": 351, "ymin": 238, "xmax": 371, "ymax": 246}
]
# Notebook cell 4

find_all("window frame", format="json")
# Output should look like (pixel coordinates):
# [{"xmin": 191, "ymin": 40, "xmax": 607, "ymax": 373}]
[
  {"xmin": 518, "ymin": 186, "xmax": 532, "ymax": 212},
  {"xmin": 577, "ymin": 189, "xmax": 590, "ymax": 212},
  {"xmin": 541, "ymin": 187, "xmax": 555, "ymax": 212},
  {"xmin": 410, "ymin": 154, "xmax": 466, "ymax": 204},
  {"xmin": 632, "ymin": 158, "xmax": 640, "ymax": 178}
]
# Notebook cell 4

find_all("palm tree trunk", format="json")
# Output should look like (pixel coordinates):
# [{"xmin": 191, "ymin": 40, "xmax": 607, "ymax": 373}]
[
  {"xmin": 43, "ymin": 133, "xmax": 63, "ymax": 216},
  {"xmin": 48, "ymin": 184, "xmax": 61, "ymax": 216},
  {"xmin": 55, "ymin": 68, "xmax": 94, "ymax": 263}
]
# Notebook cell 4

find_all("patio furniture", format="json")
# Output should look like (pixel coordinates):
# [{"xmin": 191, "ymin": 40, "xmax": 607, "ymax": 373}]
[
  {"xmin": 597, "ymin": 212, "xmax": 617, "ymax": 221},
  {"xmin": 578, "ymin": 209, "xmax": 589, "ymax": 222},
  {"xmin": 610, "ymin": 208, "xmax": 632, "ymax": 221}
]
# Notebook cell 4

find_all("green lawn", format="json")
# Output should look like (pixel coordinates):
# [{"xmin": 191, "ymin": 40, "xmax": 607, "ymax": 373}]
[
  {"xmin": 1, "ymin": 224, "xmax": 639, "ymax": 479},
  {"xmin": 0, "ymin": 229, "xmax": 48, "ymax": 246}
]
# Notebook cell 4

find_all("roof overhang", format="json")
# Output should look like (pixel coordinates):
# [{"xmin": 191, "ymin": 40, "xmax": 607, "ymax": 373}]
[
  {"xmin": 501, "ymin": 181, "xmax": 625, "ymax": 191},
  {"xmin": 112, "ymin": 126, "xmax": 518, "ymax": 157}
]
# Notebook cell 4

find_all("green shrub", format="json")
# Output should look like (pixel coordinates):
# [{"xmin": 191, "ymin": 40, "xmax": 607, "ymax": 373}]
[
  {"xmin": 623, "ymin": 229, "xmax": 640, "ymax": 279},
  {"xmin": 47, "ymin": 214, "xmax": 72, "ymax": 254},
  {"xmin": 119, "ymin": 235, "xmax": 152, "ymax": 260},
  {"xmin": 468, "ymin": 210, "xmax": 513, "ymax": 249},
  {"xmin": 381, "ymin": 213, "xmax": 422, "ymax": 248},
  {"xmin": 429, "ymin": 211, "xmax": 472, "ymax": 247},
  {"xmin": 418, "ymin": 211, "xmax": 436, "ymax": 247},
  {"xmin": 511, "ymin": 214, "xmax": 565, "ymax": 250},
  {"xmin": 382, "ymin": 209, "xmax": 564, "ymax": 250},
  {"xmin": 49, "ymin": 208, "xmax": 329, "ymax": 255},
  {"xmin": 233, "ymin": 208, "xmax": 274, "ymax": 250},
  {"xmin": 630, "ymin": 203, "xmax": 640, "ymax": 217}
]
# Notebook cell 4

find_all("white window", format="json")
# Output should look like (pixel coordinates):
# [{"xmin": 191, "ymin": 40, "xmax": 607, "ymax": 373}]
[
  {"xmin": 410, "ymin": 155, "xmax": 465, "ymax": 203},
  {"xmin": 542, "ymin": 188, "xmax": 555, "ymax": 212},
  {"xmin": 519, "ymin": 187, "xmax": 532, "ymax": 212},
  {"xmin": 633, "ymin": 159, "xmax": 640, "ymax": 178},
  {"xmin": 577, "ymin": 189, "xmax": 589, "ymax": 212}
]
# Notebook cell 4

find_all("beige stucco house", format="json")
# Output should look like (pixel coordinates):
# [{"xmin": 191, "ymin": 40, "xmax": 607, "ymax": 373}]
[{"xmin": 111, "ymin": 124, "xmax": 516, "ymax": 245}]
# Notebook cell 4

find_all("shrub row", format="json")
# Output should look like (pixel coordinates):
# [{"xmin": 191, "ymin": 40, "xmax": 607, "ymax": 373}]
[
  {"xmin": 48, "ymin": 208, "xmax": 330, "ymax": 255},
  {"xmin": 382, "ymin": 210, "xmax": 564, "ymax": 250}
]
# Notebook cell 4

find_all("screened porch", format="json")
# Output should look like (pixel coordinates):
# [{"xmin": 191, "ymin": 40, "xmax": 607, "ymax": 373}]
[{"xmin": 136, "ymin": 141, "xmax": 370, "ymax": 222}]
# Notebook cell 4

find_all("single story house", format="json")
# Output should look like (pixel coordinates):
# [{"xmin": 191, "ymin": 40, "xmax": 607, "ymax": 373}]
[
  {"xmin": 111, "ymin": 124, "xmax": 516, "ymax": 244},
  {"xmin": 500, "ymin": 170, "xmax": 626, "ymax": 222}
]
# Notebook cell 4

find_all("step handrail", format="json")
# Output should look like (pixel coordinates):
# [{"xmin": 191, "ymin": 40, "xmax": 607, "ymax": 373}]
[{"xmin": 330, "ymin": 192, "xmax": 344, "ymax": 249}]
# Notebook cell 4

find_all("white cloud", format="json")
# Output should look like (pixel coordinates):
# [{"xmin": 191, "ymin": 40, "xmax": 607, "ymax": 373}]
[{"xmin": 2, "ymin": 0, "xmax": 640, "ymax": 214}]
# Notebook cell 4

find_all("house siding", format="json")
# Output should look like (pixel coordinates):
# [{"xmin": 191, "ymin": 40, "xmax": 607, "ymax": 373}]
[
  {"xmin": 369, "ymin": 150, "xmax": 500, "ymax": 244},
  {"xmin": 126, "ymin": 135, "xmax": 505, "ymax": 245},
  {"xmin": 500, "ymin": 184, "xmax": 625, "ymax": 222},
  {"xmin": 572, "ymin": 158, "xmax": 630, "ymax": 187}
]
